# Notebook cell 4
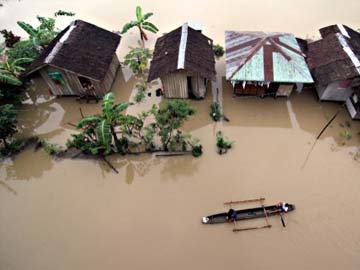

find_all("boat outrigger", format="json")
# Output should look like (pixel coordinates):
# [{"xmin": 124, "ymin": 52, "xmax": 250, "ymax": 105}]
[{"xmin": 202, "ymin": 197, "xmax": 295, "ymax": 232}]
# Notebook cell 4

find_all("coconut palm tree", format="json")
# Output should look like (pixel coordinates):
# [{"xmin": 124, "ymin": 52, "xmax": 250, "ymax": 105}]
[{"xmin": 121, "ymin": 6, "xmax": 159, "ymax": 46}]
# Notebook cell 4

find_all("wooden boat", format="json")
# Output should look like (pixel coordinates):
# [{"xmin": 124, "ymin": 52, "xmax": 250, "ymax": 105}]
[{"xmin": 202, "ymin": 203, "xmax": 295, "ymax": 224}]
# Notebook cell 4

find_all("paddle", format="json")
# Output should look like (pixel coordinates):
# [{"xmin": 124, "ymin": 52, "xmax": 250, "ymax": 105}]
[{"xmin": 280, "ymin": 214, "xmax": 286, "ymax": 228}]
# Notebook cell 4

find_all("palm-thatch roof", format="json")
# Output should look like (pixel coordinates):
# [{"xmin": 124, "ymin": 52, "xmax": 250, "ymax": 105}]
[
  {"xmin": 307, "ymin": 24, "xmax": 360, "ymax": 86},
  {"xmin": 148, "ymin": 23, "xmax": 216, "ymax": 82},
  {"xmin": 22, "ymin": 20, "xmax": 121, "ymax": 81}
]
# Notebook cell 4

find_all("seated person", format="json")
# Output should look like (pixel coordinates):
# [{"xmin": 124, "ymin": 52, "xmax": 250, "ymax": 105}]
[
  {"xmin": 226, "ymin": 208, "xmax": 237, "ymax": 222},
  {"xmin": 278, "ymin": 202, "xmax": 289, "ymax": 213}
]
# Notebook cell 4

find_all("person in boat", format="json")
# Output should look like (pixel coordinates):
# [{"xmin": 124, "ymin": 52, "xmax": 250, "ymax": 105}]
[
  {"xmin": 278, "ymin": 202, "xmax": 289, "ymax": 213},
  {"xmin": 226, "ymin": 208, "xmax": 237, "ymax": 222}
]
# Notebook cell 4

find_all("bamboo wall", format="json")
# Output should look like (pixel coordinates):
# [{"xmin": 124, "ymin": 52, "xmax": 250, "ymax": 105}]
[
  {"xmin": 161, "ymin": 71, "xmax": 207, "ymax": 99},
  {"xmin": 161, "ymin": 72, "xmax": 188, "ymax": 98}
]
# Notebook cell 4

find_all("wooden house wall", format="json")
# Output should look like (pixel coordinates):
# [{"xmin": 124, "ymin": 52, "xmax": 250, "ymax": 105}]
[
  {"xmin": 99, "ymin": 54, "xmax": 120, "ymax": 95},
  {"xmin": 40, "ymin": 67, "xmax": 74, "ymax": 96},
  {"xmin": 317, "ymin": 81, "xmax": 353, "ymax": 101},
  {"xmin": 161, "ymin": 72, "xmax": 188, "ymax": 98},
  {"xmin": 39, "ymin": 60, "xmax": 120, "ymax": 98}
]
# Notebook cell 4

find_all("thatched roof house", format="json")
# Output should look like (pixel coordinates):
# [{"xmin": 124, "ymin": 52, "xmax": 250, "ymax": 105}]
[
  {"xmin": 23, "ymin": 20, "xmax": 121, "ymax": 98},
  {"xmin": 307, "ymin": 24, "xmax": 360, "ymax": 119},
  {"xmin": 225, "ymin": 31, "xmax": 313, "ymax": 98},
  {"xmin": 148, "ymin": 23, "xmax": 216, "ymax": 99}
]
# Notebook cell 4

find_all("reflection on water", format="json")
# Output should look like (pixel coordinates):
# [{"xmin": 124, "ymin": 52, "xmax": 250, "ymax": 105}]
[{"xmin": 1, "ymin": 1, "xmax": 360, "ymax": 270}]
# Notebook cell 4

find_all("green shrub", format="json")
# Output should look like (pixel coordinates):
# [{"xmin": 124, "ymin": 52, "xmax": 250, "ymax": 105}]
[
  {"xmin": 210, "ymin": 102, "xmax": 222, "ymax": 121},
  {"xmin": 39, "ymin": 139, "xmax": 63, "ymax": 155},
  {"xmin": 213, "ymin": 44, "xmax": 224, "ymax": 58},
  {"xmin": 192, "ymin": 144, "xmax": 203, "ymax": 157},
  {"xmin": 133, "ymin": 81, "xmax": 147, "ymax": 103},
  {"xmin": 123, "ymin": 47, "xmax": 152, "ymax": 74},
  {"xmin": 216, "ymin": 131, "xmax": 233, "ymax": 155},
  {"xmin": 340, "ymin": 130, "xmax": 352, "ymax": 145}
]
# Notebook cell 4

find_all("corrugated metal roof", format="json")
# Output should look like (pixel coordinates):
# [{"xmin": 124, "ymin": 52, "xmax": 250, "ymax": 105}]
[{"xmin": 225, "ymin": 31, "xmax": 314, "ymax": 83}]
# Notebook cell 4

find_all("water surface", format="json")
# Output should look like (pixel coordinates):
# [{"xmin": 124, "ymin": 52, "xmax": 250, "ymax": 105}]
[{"xmin": 1, "ymin": 1, "xmax": 360, "ymax": 269}]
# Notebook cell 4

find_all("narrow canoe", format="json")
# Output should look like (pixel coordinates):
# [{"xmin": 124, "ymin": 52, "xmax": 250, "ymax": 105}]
[{"xmin": 202, "ymin": 203, "xmax": 295, "ymax": 224}]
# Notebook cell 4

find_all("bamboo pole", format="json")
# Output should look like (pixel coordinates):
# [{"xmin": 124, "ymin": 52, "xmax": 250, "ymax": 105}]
[
  {"xmin": 262, "ymin": 204, "xmax": 271, "ymax": 227},
  {"xmin": 233, "ymin": 224, "xmax": 271, "ymax": 232},
  {"xmin": 224, "ymin": 197, "xmax": 265, "ymax": 205}
]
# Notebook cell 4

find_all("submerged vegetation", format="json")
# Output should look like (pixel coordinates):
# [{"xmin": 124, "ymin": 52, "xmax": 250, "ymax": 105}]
[
  {"xmin": 340, "ymin": 130, "xmax": 352, "ymax": 145},
  {"xmin": 0, "ymin": 10, "xmax": 75, "ymax": 156},
  {"xmin": 216, "ymin": 131, "xmax": 234, "ymax": 155},
  {"xmin": 38, "ymin": 139, "xmax": 63, "ymax": 155},
  {"xmin": 67, "ymin": 93, "xmax": 201, "ymax": 157},
  {"xmin": 213, "ymin": 44, "xmax": 225, "ymax": 58},
  {"xmin": 134, "ymin": 80, "xmax": 147, "ymax": 103},
  {"xmin": 121, "ymin": 6, "xmax": 159, "ymax": 46},
  {"xmin": 210, "ymin": 101, "xmax": 222, "ymax": 121}
]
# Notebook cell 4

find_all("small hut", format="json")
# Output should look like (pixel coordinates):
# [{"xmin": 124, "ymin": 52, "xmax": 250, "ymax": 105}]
[
  {"xmin": 225, "ymin": 31, "xmax": 314, "ymax": 98},
  {"xmin": 148, "ymin": 23, "xmax": 216, "ymax": 99},
  {"xmin": 307, "ymin": 24, "xmax": 360, "ymax": 109},
  {"xmin": 23, "ymin": 20, "xmax": 121, "ymax": 98}
]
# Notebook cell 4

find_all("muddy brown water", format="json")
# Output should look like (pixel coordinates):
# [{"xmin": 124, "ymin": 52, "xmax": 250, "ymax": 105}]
[{"xmin": 1, "ymin": 1, "xmax": 360, "ymax": 269}]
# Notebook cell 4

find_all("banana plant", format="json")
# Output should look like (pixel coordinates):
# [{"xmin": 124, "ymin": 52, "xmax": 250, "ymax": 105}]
[
  {"xmin": 76, "ymin": 93, "xmax": 131, "ymax": 154},
  {"xmin": 17, "ymin": 11, "xmax": 75, "ymax": 49},
  {"xmin": 0, "ymin": 57, "xmax": 33, "ymax": 86},
  {"xmin": 121, "ymin": 6, "xmax": 159, "ymax": 46}
]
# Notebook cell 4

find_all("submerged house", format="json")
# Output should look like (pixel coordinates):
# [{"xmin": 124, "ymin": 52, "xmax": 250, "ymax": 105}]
[
  {"xmin": 23, "ymin": 20, "xmax": 121, "ymax": 98},
  {"xmin": 307, "ymin": 24, "xmax": 360, "ymax": 119},
  {"xmin": 148, "ymin": 23, "xmax": 216, "ymax": 99},
  {"xmin": 225, "ymin": 31, "xmax": 314, "ymax": 98}
]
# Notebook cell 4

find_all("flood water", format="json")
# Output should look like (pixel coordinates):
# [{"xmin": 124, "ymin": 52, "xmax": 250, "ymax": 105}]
[{"xmin": 1, "ymin": 1, "xmax": 360, "ymax": 269}]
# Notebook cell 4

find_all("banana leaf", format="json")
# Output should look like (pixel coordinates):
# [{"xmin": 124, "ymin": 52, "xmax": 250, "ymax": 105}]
[
  {"xmin": 96, "ymin": 120, "xmax": 112, "ymax": 149},
  {"xmin": 142, "ymin": 12, "xmax": 153, "ymax": 21},
  {"xmin": 17, "ymin": 21, "xmax": 37, "ymax": 37},
  {"xmin": 0, "ymin": 73, "xmax": 22, "ymax": 86},
  {"xmin": 121, "ymin": 21, "xmax": 138, "ymax": 34},
  {"xmin": 77, "ymin": 116, "xmax": 101, "ymax": 129},
  {"xmin": 142, "ymin": 25, "xmax": 158, "ymax": 34},
  {"xmin": 142, "ymin": 21, "xmax": 159, "ymax": 32},
  {"xmin": 113, "ymin": 102, "xmax": 131, "ymax": 114},
  {"xmin": 102, "ymin": 92, "xmax": 115, "ymax": 117},
  {"xmin": 136, "ymin": 6, "xmax": 142, "ymax": 22}
]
